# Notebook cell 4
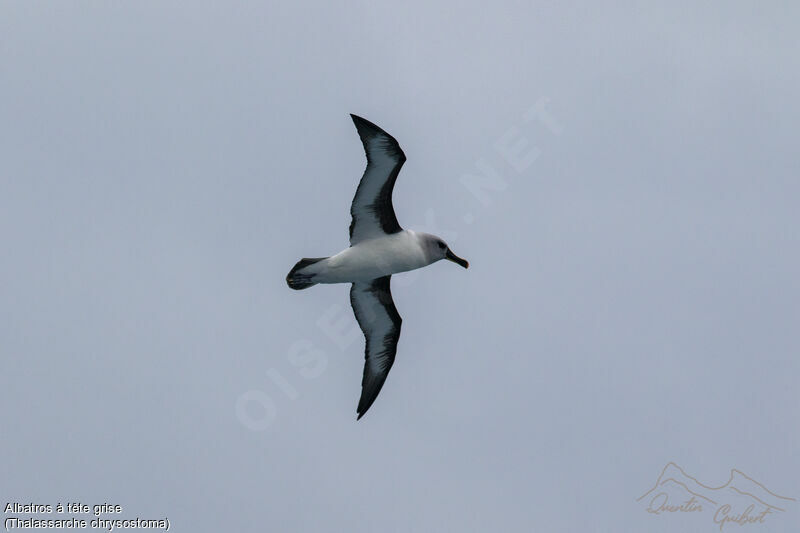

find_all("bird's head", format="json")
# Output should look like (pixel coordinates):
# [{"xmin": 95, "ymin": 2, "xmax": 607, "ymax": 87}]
[{"xmin": 420, "ymin": 233, "xmax": 469, "ymax": 269}]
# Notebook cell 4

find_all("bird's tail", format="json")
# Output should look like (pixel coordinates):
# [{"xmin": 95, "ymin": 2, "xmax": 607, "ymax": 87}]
[{"xmin": 286, "ymin": 257, "xmax": 327, "ymax": 290}]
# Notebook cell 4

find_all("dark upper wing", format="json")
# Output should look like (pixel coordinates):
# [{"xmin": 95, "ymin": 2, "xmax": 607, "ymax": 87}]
[
  {"xmin": 349, "ymin": 114, "xmax": 406, "ymax": 245},
  {"xmin": 349, "ymin": 276, "xmax": 402, "ymax": 419}
]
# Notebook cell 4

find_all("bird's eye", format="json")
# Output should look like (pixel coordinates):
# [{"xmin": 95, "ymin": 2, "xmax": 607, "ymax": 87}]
[{"xmin": 438, "ymin": 242, "xmax": 446, "ymax": 249}]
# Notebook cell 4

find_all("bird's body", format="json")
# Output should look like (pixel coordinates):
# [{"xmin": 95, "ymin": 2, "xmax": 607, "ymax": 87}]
[
  {"xmin": 304, "ymin": 230, "xmax": 436, "ymax": 284},
  {"xmin": 287, "ymin": 114, "xmax": 468, "ymax": 419}
]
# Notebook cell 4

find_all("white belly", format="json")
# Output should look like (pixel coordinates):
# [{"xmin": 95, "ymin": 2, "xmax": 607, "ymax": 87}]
[{"xmin": 312, "ymin": 231, "xmax": 430, "ymax": 283}]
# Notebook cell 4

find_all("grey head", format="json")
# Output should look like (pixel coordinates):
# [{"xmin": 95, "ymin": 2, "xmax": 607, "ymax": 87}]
[{"xmin": 418, "ymin": 233, "xmax": 469, "ymax": 269}]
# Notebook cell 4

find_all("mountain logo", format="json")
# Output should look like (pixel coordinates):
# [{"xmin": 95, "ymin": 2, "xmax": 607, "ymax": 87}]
[{"xmin": 637, "ymin": 462, "xmax": 795, "ymax": 530}]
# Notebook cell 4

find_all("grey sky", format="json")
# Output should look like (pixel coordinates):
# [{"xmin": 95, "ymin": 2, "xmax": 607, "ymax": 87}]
[{"xmin": 2, "ymin": 2, "xmax": 798, "ymax": 532}]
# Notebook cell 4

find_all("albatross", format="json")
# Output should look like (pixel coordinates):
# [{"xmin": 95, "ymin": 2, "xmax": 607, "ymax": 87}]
[{"xmin": 286, "ymin": 114, "xmax": 469, "ymax": 419}]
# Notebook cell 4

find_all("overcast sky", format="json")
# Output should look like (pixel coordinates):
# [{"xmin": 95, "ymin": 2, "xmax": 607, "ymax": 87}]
[{"xmin": 2, "ymin": 2, "xmax": 798, "ymax": 532}]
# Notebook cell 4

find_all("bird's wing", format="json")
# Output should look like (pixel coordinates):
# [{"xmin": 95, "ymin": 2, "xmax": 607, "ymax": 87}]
[
  {"xmin": 349, "ymin": 114, "xmax": 406, "ymax": 245},
  {"xmin": 349, "ymin": 275, "xmax": 402, "ymax": 419}
]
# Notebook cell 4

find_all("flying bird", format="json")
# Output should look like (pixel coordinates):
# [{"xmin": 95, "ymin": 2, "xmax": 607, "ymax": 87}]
[{"xmin": 286, "ymin": 115, "xmax": 469, "ymax": 419}]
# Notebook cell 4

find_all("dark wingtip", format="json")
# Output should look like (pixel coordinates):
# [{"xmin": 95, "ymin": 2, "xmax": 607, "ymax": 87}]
[
  {"xmin": 349, "ymin": 114, "xmax": 406, "ymax": 162},
  {"xmin": 350, "ymin": 113, "xmax": 379, "ymax": 134},
  {"xmin": 356, "ymin": 394, "xmax": 377, "ymax": 420}
]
